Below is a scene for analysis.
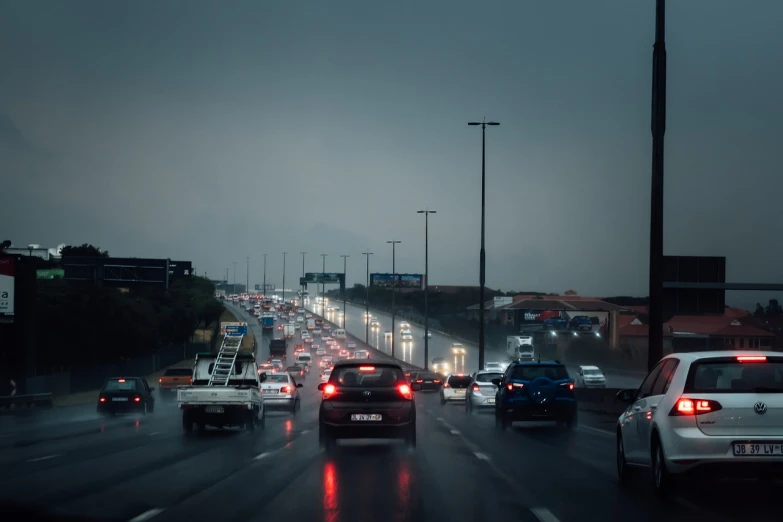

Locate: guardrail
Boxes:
[575,387,628,417]
[0,393,54,411]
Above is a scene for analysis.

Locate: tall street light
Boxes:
[301,252,307,305]
[321,254,328,314]
[262,254,267,297]
[648,0,667,371]
[232,261,237,294]
[341,254,350,327]
[362,251,373,343]
[387,240,401,358]
[282,252,288,303]
[246,256,249,294]
[417,209,436,370]
[468,118,499,371]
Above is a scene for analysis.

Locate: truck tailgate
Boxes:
[178,387,257,405]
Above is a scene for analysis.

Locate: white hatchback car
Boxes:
[615,351,783,496]
[440,374,472,404]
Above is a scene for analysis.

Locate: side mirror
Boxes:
[149,387,156,392]
[296,383,303,388]
[317,383,326,391]
[616,389,637,403]
[259,373,267,383]
[491,378,501,387]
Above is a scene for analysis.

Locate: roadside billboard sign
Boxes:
[36,268,65,280]
[370,273,423,289]
[0,257,14,317]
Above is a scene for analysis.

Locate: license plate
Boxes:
[205,406,224,414]
[351,414,382,421]
[487,398,495,404]
[263,389,278,394]
[733,443,783,456]
[456,389,466,394]
[424,381,432,383]
[112,397,128,402]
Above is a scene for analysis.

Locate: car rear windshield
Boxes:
[509,365,569,381]
[103,379,140,392]
[475,372,503,383]
[330,365,404,387]
[583,369,603,376]
[419,373,440,380]
[286,367,302,372]
[447,375,472,388]
[267,374,289,383]
[685,358,783,393]
[163,368,191,377]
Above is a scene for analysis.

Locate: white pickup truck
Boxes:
[177,352,267,433]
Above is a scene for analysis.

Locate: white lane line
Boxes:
[531,507,561,522]
[148,431,161,436]
[474,452,490,460]
[578,425,614,437]
[129,508,165,522]
[450,429,460,435]
[27,454,60,463]
[436,417,445,422]
[254,452,271,460]
[301,430,310,435]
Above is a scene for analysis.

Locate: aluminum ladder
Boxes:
[208,333,244,386]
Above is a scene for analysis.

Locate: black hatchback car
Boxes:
[97,377,155,415]
[318,361,416,450]
[410,372,442,391]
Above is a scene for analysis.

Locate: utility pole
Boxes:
[417,209,436,370]
[387,240,401,358]
[321,254,328,315]
[301,252,306,305]
[468,118,499,370]
[648,0,667,372]
[282,252,287,303]
[246,256,249,294]
[262,254,267,297]
[363,251,373,344]
[232,261,237,294]
[341,254,350,328]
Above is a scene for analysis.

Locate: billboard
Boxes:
[370,273,423,290]
[37,269,65,280]
[304,272,343,284]
[517,310,609,334]
[255,284,275,292]
[0,257,14,317]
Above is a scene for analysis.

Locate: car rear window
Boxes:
[475,372,503,383]
[509,365,569,381]
[447,375,472,388]
[163,368,191,377]
[685,358,783,393]
[267,374,289,383]
[330,365,404,387]
[286,366,302,373]
[419,373,440,380]
[103,379,140,392]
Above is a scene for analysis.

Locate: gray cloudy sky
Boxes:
[1,0,782,306]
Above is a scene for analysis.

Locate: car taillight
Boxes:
[443,382,450,388]
[134,397,141,402]
[507,383,524,390]
[158,378,162,383]
[471,384,480,392]
[433,379,440,383]
[670,398,722,416]
[281,386,291,393]
[323,384,336,398]
[398,384,412,400]
[737,356,767,362]
[559,382,575,391]
[415,379,423,383]
[99,397,106,402]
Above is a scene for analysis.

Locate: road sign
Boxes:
[220,321,248,335]
[304,272,343,284]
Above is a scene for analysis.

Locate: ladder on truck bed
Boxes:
[208,333,244,386]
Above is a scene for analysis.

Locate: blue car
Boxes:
[542,316,567,330]
[493,361,577,430]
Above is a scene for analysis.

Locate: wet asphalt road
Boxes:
[0,303,779,522]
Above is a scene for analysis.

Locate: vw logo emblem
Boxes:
[754,402,767,415]
[363,391,372,397]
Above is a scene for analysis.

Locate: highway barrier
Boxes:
[575,388,628,417]
[0,393,54,412]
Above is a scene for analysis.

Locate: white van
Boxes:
[333,328,347,340]
[353,350,369,360]
[306,319,315,330]
[295,352,312,369]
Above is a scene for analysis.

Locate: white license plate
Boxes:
[455,389,466,394]
[112,397,128,402]
[733,443,783,456]
[205,406,224,414]
[263,389,278,394]
[487,398,495,404]
[351,414,382,421]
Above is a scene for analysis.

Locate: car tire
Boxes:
[617,432,633,485]
[319,426,335,452]
[440,395,446,405]
[465,399,472,414]
[495,408,509,430]
[182,411,193,434]
[245,410,256,432]
[652,437,672,498]
[142,402,148,415]
[406,423,417,449]
[291,399,300,416]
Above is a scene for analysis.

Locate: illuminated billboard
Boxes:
[370,273,423,290]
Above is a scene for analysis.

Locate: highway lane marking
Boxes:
[531,507,561,522]
[301,430,310,435]
[148,431,161,436]
[474,452,490,460]
[128,508,165,522]
[450,429,461,435]
[578,425,614,437]
[254,452,272,460]
[27,454,60,462]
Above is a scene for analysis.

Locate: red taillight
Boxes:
[118,379,126,383]
[398,384,412,400]
[670,398,722,416]
[134,397,141,402]
[323,384,336,398]
[737,356,767,362]
[158,378,162,383]
[559,382,575,391]
[280,386,291,393]
[433,379,440,383]
[359,366,375,371]
[507,383,524,391]
[415,379,423,383]
[443,383,450,388]
[99,397,106,402]
[471,384,480,392]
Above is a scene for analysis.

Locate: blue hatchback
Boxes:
[493,361,577,430]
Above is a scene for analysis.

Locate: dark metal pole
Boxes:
[478,123,487,371]
[246,256,249,293]
[363,252,373,344]
[387,240,401,358]
[341,255,349,328]
[418,210,436,370]
[262,254,267,297]
[647,0,667,372]
[282,252,287,303]
[233,261,237,294]
[301,252,306,305]
[321,254,327,315]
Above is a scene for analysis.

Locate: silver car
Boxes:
[615,351,783,496]
[577,365,606,388]
[440,374,472,404]
[465,370,504,412]
[260,372,302,414]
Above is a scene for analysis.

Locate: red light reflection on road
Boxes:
[285,419,292,434]
[395,460,411,521]
[322,460,338,522]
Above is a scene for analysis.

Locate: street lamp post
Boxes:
[246,256,249,294]
[282,252,287,303]
[341,254,350,327]
[387,240,401,358]
[262,254,267,297]
[468,118,499,371]
[232,261,237,294]
[301,252,306,305]
[417,210,436,370]
[321,254,328,315]
[362,251,373,343]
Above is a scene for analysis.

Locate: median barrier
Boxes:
[0,393,54,412]
[575,388,628,417]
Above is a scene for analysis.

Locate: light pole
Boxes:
[246,256,249,294]
[282,252,287,303]
[468,118,499,370]
[321,254,328,315]
[262,254,267,297]
[648,0,667,372]
[387,240,401,358]
[301,252,306,305]
[232,261,237,294]
[341,254,350,327]
[362,251,373,344]
[417,209,436,370]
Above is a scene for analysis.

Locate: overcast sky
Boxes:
[1,0,781,306]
